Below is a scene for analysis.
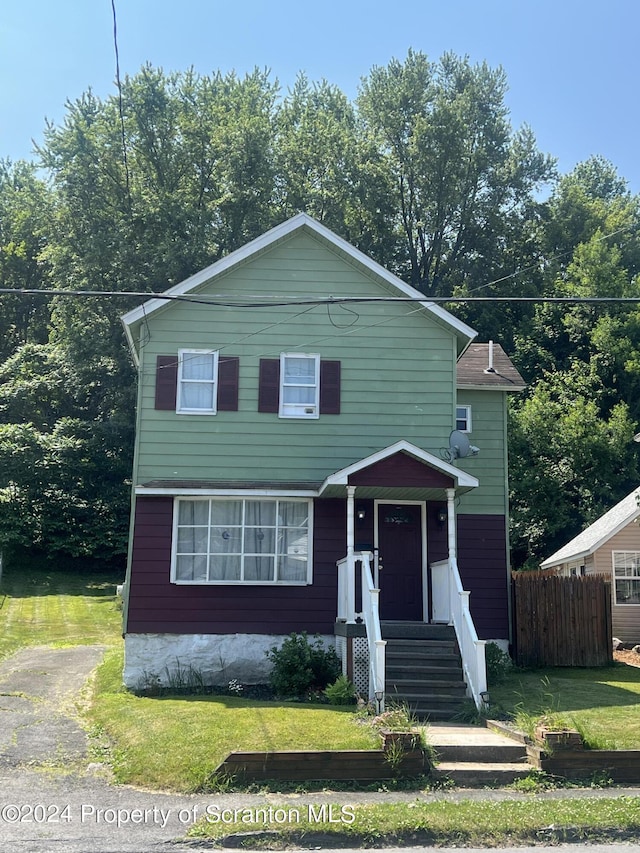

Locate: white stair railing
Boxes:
[359,552,386,708]
[431,557,487,709]
[336,551,386,709]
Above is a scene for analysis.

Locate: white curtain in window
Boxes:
[181,352,216,409]
[209,500,243,580]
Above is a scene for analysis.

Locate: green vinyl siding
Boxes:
[132,231,461,484]
[455,389,509,516]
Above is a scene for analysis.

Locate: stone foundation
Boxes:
[123,632,335,690]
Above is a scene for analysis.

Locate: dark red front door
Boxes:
[377,503,423,620]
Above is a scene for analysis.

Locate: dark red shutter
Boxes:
[258,358,280,413]
[320,360,341,414]
[155,355,178,410]
[217,356,239,411]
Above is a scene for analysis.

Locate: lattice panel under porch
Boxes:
[352,637,369,697]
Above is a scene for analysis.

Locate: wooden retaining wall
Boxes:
[216,748,426,781]
[512,572,613,667]
[528,745,640,783]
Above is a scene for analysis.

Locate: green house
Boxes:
[121,214,524,714]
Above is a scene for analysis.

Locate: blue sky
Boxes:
[2,0,639,192]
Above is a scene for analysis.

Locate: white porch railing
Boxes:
[431,557,487,709]
[336,551,386,708]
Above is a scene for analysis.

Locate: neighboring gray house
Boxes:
[541,488,640,643]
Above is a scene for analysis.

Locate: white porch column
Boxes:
[346,486,356,619]
[346,485,356,556]
[446,487,456,561]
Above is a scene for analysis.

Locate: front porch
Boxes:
[320,441,488,717]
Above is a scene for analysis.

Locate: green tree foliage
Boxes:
[357,50,555,296]
[509,157,640,565]
[0,58,638,574]
[0,345,131,562]
[0,160,53,361]
[509,366,639,567]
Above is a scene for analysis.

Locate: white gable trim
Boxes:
[319,439,479,493]
[121,213,476,343]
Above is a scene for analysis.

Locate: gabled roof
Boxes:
[121,213,476,359]
[320,440,479,496]
[541,487,640,568]
[456,343,525,391]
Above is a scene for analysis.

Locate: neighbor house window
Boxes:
[613,551,640,605]
[456,405,472,432]
[172,498,311,584]
[177,349,219,413]
[279,353,320,418]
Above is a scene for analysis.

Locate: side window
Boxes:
[280,353,320,418]
[613,551,640,605]
[178,350,219,414]
[456,405,472,432]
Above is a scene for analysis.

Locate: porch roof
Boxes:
[319,440,478,500]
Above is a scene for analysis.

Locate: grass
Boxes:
[89,646,380,792]
[4,560,640,853]
[0,565,123,661]
[489,664,640,749]
[188,796,640,846]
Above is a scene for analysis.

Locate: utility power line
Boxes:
[1,289,640,306]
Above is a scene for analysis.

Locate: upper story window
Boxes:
[177,350,219,414]
[456,405,472,432]
[172,497,311,585]
[279,353,320,419]
[613,551,640,605]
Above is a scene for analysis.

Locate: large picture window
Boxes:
[613,551,640,605]
[172,498,311,584]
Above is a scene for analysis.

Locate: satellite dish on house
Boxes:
[445,430,480,462]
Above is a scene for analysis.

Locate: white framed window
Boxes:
[456,405,472,432]
[279,353,320,418]
[613,551,640,605]
[172,497,312,584]
[177,349,219,414]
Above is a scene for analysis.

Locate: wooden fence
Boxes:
[512,572,613,667]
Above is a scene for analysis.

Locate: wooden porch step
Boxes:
[386,641,459,657]
[381,621,456,641]
[387,679,467,695]
[386,666,464,682]
[382,623,468,721]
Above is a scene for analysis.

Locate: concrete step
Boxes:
[435,743,527,763]
[427,722,532,784]
[433,761,532,786]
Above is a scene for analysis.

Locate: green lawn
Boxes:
[0,565,123,661]
[0,565,380,791]
[489,663,640,749]
[189,796,640,847]
[90,646,380,792]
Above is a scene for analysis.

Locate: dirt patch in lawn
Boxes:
[614,649,640,668]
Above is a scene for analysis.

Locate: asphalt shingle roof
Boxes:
[541,487,640,567]
[456,343,525,390]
